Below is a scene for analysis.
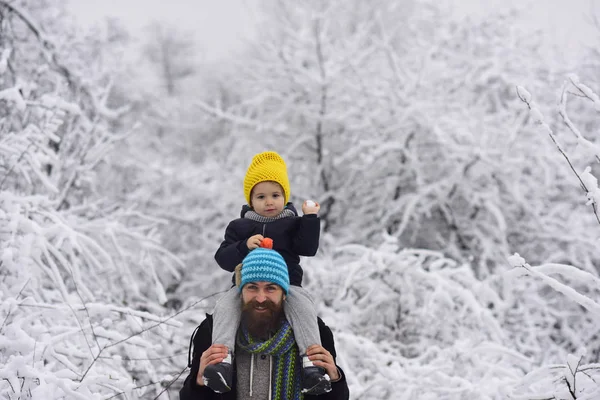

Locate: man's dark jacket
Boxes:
[214,203,320,286]
[179,314,350,400]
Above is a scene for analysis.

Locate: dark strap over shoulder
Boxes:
[187,324,202,368]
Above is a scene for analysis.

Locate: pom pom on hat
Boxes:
[239,247,290,294]
[244,151,290,206]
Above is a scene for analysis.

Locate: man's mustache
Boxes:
[242,298,279,312]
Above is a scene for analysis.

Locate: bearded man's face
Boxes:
[241,282,285,339]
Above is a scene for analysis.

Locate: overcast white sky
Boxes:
[66,0,259,62]
[67,0,599,62]
[457,0,598,60]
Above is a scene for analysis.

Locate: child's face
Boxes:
[250,181,285,217]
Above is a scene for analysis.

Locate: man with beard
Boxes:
[179,248,350,399]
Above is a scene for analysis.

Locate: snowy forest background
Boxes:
[2,0,600,399]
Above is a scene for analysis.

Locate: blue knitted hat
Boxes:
[240,248,290,294]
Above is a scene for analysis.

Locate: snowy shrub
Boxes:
[300,240,600,399]
[501,254,600,398]
[511,349,600,400]
[306,242,523,399]
[0,1,186,398]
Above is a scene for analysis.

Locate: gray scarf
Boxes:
[244,208,295,223]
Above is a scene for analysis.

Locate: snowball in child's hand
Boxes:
[305,200,316,207]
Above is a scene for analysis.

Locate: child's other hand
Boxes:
[246,234,264,250]
[302,200,320,215]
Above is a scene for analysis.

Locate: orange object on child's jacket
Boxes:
[260,238,273,249]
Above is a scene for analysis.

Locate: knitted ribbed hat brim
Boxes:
[240,248,290,294]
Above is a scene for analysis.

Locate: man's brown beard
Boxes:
[241,298,284,340]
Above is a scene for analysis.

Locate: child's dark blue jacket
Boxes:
[214,203,320,286]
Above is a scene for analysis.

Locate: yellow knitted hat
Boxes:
[244,151,290,205]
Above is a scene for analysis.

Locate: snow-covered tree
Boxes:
[142,21,198,97]
[184,1,600,398]
[0,1,186,398]
[191,0,572,278]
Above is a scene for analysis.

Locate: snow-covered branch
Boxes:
[517,85,600,225]
[507,254,600,317]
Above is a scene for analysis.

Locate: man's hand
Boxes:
[196,344,229,386]
[306,344,341,382]
[246,234,264,250]
[302,200,320,215]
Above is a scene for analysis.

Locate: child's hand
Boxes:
[246,234,264,250]
[302,200,320,215]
